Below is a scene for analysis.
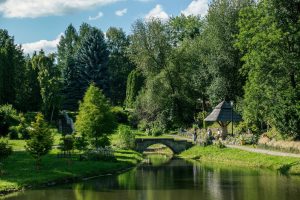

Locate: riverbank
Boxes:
[180,146,300,174]
[0,149,143,196]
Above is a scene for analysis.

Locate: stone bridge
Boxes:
[135,138,194,154]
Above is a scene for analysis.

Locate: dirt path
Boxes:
[226,145,300,158]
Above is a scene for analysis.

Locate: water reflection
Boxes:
[5,156,300,200]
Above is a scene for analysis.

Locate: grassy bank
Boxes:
[180,146,300,174]
[0,149,143,195]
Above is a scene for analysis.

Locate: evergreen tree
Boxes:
[26,113,53,168]
[76,27,110,98]
[125,69,144,108]
[75,84,115,148]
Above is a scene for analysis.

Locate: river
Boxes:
[4,155,300,200]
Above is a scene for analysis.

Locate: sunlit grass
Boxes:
[180,145,300,174]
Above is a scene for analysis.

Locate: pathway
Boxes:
[226,145,300,158]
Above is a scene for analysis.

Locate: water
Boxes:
[5,155,300,200]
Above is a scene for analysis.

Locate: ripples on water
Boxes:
[5,155,300,200]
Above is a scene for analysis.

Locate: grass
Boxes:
[180,145,300,175]
[0,149,143,195]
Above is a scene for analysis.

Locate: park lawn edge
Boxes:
[0,149,143,196]
[179,145,300,175]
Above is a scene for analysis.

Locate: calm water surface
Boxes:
[5,155,300,200]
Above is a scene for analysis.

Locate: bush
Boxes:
[74,134,89,152]
[0,105,19,137]
[59,135,74,153]
[91,135,111,149]
[114,125,135,149]
[0,138,12,161]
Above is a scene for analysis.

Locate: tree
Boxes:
[0,29,25,107]
[106,27,134,105]
[202,0,253,105]
[26,113,53,168]
[57,24,81,110]
[75,84,115,148]
[76,27,110,98]
[236,0,300,137]
[32,51,62,121]
[125,69,144,108]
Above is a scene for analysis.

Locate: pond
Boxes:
[5,155,300,200]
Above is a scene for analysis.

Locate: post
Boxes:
[230,101,234,136]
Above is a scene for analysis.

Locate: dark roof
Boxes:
[204,101,242,122]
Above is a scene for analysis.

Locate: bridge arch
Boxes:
[135,138,193,154]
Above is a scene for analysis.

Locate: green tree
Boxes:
[25,113,53,168]
[125,69,144,108]
[57,24,81,110]
[202,0,253,105]
[0,29,25,107]
[236,0,300,137]
[76,27,110,98]
[106,27,134,105]
[75,84,115,148]
[32,51,62,121]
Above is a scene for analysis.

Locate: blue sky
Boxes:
[0,0,209,54]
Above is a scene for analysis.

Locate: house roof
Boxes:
[204,101,242,122]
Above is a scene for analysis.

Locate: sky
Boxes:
[0,0,210,55]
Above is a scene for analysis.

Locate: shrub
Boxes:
[115,125,135,149]
[25,113,53,168]
[74,134,89,152]
[83,147,115,161]
[0,138,12,161]
[59,134,74,153]
[91,135,111,149]
[0,105,19,137]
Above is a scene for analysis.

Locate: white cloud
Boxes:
[181,0,208,17]
[115,8,127,16]
[0,0,120,18]
[21,33,62,55]
[89,12,104,20]
[145,4,169,22]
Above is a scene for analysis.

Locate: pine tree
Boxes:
[26,113,53,168]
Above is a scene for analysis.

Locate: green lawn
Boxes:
[0,149,142,195]
[180,145,300,175]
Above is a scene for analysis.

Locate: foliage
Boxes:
[0,104,19,137]
[236,0,300,138]
[125,69,144,108]
[76,26,110,97]
[75,84,116,148]
[0,138,12,161]
[59,134,74,153]
[114,125,135,149]
[74,134,89,152]
[25,113,54,168]
[111,107,129,124]
[32,51,62,121]
[106,27,135,105]
[0,29,25,107]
